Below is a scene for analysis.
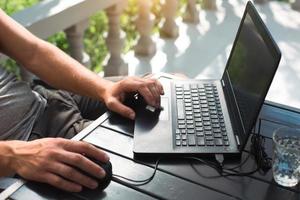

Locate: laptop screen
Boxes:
[225,11,280,136]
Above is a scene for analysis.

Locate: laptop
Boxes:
[133,1,281,158]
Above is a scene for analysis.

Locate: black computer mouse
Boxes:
[80,158,113,191]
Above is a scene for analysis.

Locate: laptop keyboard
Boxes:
[175,83,229,147]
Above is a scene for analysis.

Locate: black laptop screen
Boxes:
[226,13,277,133]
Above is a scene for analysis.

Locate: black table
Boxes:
[1,77,300,200]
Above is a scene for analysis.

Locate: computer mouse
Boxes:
[80,158,113,191]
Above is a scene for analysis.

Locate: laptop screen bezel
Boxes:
[221,1,281,151]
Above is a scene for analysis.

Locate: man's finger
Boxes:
[48,162,98,189]
[62,140,109,163]
[43,172,82,192]
[56,151,106,179]
[107,98,136,119]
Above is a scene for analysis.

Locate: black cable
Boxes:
[112,158,161,186]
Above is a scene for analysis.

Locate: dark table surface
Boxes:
[1,102,299,200]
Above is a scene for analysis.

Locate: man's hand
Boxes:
[7,138,109,192]
[103,76,164,119]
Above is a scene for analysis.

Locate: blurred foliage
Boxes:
[0,0,292,75]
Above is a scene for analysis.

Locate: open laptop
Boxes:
[133,1,281,158]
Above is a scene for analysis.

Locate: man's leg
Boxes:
[29,85,93,140]
[29,76,124,140]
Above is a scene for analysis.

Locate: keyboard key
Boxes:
[185,102,192,107]
[223,136,228,140]
[178,124,186,129]
[202,113,209,117]
[206,140,214,146]
[176,135,181,140]
[192,101,200,105]
[211,119,219,124]
[204,131,212,136]
[188,135,196,146]
[194,109,201,113]
[182,135,187,140]
[206,135,213,140]
[204,126,212,131]
[197,137,205,146]
[176,129,181,134]
[202,108,209,112]
[187,129,195,134]
[196,131,204,136]
[210,110,217,115]
[203,117,210,121]
[176,140,181,146]
[185,107,192,111]
[203,121,211,126]
[182,141,187,146]
[195,118,202,122]
[187,125,194,129]
[213,128,221,133]
[186,116,193,120]
[193,105,200,109]
[215,139,223,146]
[178,120,185,125]
[224,141,230,146]
[192,97,198,101]
[195,127,204,132]
[177,99,185,119]
[186,111,193,115]
[212,124,220,128]
[186,120,194,124]
[177,95,183,99]
[195,122,202,126]
[194,113,201,118]
[214,133,222,138]
[211,115,218,119]
[181,129,187,134]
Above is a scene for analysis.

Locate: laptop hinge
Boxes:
[235,135,241,146]
[221,79,225,87]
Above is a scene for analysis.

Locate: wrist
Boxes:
[0,141,18,176]
[96,79,115,103]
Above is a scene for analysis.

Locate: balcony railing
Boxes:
[0,0,299,80]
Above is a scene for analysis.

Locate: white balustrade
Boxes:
[183,0,200,24]
[202,0,217,10]
[134,0,156,56]
[292,0,300,11]
[65,19,91,67]
[160,0,179,38]
[104,2,128,76]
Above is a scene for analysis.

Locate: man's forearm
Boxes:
[26,40,113,101]
[0,8,112,102]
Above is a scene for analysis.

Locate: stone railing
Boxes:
[0,0,299,79]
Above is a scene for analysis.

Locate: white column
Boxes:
[134,0,156,56]
[202,0,217,10]
[160,0,179,38]
[65,19,91,67]
[104,2,128,77]
[254,0,268,4]
[292,0,300,11]
[183,0,200,24]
